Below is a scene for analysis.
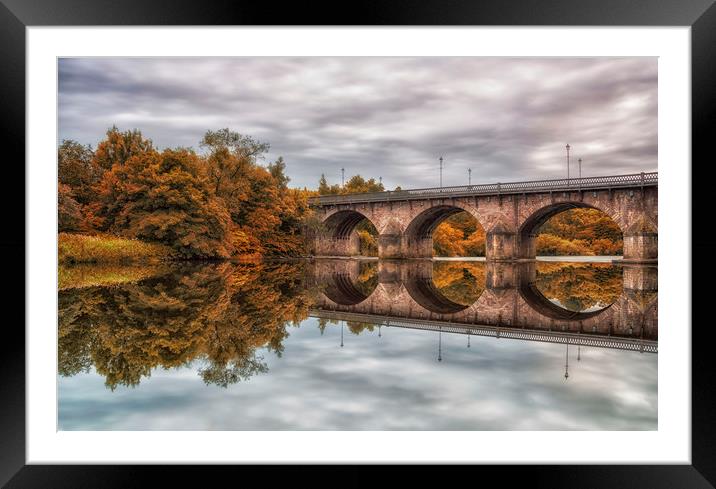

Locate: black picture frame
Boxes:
[2,0,713,486]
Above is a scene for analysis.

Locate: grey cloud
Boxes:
[58,318,657,431]
[58,57,657,190]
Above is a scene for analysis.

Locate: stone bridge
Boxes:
[308,172,658,263]
[308,259,658,351]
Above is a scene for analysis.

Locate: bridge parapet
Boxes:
[309,172,657,206]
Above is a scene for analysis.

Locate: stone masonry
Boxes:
[311,185,657,263]
[309,259,658,341]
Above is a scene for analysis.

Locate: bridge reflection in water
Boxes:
[309,259,657,354]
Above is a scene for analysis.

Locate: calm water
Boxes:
[58,259,657,430]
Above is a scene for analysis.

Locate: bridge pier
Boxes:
[314,233,361,257]
[622,231,658,263]
[485,229,519,262]
[377,232,404,259]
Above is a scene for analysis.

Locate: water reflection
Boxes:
[59,262,315,390]
[312,260,656,343]
[58,259,657,430]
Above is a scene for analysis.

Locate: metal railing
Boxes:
[310,309,657,353]
[309,171,657,206]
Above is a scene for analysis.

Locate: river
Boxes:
[57,258,657,430]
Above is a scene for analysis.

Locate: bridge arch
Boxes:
[315,209,380,257]
[402,204,487,258]
[517,202,623,259]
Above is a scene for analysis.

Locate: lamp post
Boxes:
[468,168,472,186]
[565,144,571,183]
[341,168,345,188]
[578,158,582,180]
[439,156,444,188]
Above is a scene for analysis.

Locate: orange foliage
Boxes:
[59,127,314,259]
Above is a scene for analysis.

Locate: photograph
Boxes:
[56,56,659,431]
[3,1,709,482]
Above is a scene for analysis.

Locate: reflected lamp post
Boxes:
[564,342,570,380]
[437,327,443,362]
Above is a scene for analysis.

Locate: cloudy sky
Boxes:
[59,317,656,431]
[58,57,657,190]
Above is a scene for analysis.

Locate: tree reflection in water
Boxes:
[58,261,316,389]
[59,259,627,389]
[534,262,622,313]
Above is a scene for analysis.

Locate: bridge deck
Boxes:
[309,171,657,206]
[310,309,657,354]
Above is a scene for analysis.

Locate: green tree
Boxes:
[268,156,290,188]
[318,174,331,194]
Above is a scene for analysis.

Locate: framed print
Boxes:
[3,0,714,486]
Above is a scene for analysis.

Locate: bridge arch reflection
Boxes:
[518,281,614,321]
[403,275,471,314]
[310,259,657,345]
[319,261,379,306]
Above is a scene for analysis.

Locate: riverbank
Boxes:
[58,233,174,265]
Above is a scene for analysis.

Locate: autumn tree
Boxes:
[94,147,233,258]
[344,175,384,194]
[317,173,384,195]
[58,183,84,232]
[433,212,485,257]
[58,139,101,205]
[200,128,308,256]
[93,126,154,171]
[537,208,622,255]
